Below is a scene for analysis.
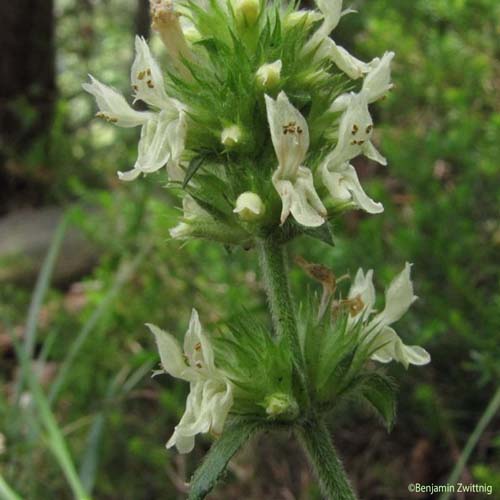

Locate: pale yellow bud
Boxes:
[265,393,299,420]
[221,125,242,148]
[233,192,265,221]
[256,60,282,89]
[235,0,260,27]
[284,10,323,30]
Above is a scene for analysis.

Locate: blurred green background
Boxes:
[1,0,499,498]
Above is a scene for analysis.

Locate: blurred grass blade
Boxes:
[48,244,151,404]
[439,386,500,500]
[0,474,22,500]
[12,338,91,500]
[188,420,261,500]
[78,369,126,494]
[14,214,69,402]
[79,361,153,493]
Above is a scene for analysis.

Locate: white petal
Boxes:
[374,263,417,327]
[362,141,387,166]
[315,0,343,37]
[134,109,185,177]
[183,309,215,372]
[131,36,172,109]
[399,344,431,367]
[166,111,188,181]
[330,93,352,113]
[272,167,326,227]
[348,268,376,314]
[265,92,310,179]
[117,168,142,182]
[330,93,375,165]
[322,161,383,214]
[362,51,395,103]
[325,40,371,80]
[341,164,384,214]
[83,75,151,127]
[146,323,192,380]
[371,327,430,369]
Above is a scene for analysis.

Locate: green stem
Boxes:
[298,418,357,500]
[257,236,303,369]
[439,386,500,500]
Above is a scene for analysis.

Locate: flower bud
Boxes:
[284,10,322,30]
[221,125,242,148]
[150,0,192,75]
[256,60,282,89]
[233,192,265,221]
[265,393,299,420]
[235,0,260,27]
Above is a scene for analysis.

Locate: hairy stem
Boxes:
[298,418,357,500]
[257,236,304,370]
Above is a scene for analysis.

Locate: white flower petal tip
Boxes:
[83,75,151,128]
[233,192,265,221]
[321,162,383,214]
[363,51,396,103]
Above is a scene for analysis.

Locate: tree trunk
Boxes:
[0,0,56,156]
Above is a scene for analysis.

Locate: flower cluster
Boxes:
[84,0,394,243]
[83,0,432,465]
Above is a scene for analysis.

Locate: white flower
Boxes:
[170,195,208,239]
[347,264,431,368]
[265,92,326,227]
[256,60,282,89]
[320,56,395,211]
[301,0,371,79]
[147,309,233,454]
[83,36,187,182]
[233,192,265,221]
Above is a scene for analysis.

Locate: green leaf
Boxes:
[188,419,261,500]
[183,156,206,188]
[304,222,335,247]
[361,374,398,431]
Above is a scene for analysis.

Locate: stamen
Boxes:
[366,125,373,134]
[194,342,202,352]
[351,124,359,135]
